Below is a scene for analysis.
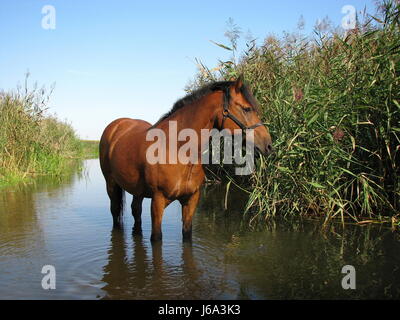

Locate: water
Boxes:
[0,159,399,299]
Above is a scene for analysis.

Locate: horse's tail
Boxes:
[99,119,128,224]
[116,184,126,216]
[100,137,126,223]
[108,182,125,225]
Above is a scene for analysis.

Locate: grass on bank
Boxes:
[189,0,400,224]
[80,140,100,159]
[0,80,98,187]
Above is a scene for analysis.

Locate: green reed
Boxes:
[190,0,400,223]
[79,140,100,159]
[0,77,84,186]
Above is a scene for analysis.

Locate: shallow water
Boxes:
[0,159,399,299]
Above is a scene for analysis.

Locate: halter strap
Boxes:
[222,87,264,132]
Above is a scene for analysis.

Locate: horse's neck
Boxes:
[153,92,221,165]
[157,92,220,135]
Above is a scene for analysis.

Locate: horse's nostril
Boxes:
[266,144,273,154]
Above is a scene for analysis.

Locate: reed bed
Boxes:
[0,78,83,185]
[190,0,400,224]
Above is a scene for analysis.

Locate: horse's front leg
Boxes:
[180,190,201,241]
[150,192,167,242]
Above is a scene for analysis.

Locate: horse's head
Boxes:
[219,76,273,156]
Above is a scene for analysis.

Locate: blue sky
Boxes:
[0,0,377,139]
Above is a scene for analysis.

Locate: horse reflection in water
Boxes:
[101,227,210,299]
[99,185,251,299]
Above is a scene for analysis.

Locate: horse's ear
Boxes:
[234,75,244,93]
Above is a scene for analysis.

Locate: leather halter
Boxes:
[222,87,264,132]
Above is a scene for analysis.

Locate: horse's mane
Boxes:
[152,80,259,127]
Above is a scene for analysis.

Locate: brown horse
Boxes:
[99,76,272,242]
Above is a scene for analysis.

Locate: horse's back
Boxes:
[101,117,150,143]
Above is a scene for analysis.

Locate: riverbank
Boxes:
[0,83,99,187]
[80,140,100,159]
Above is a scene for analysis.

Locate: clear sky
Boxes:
[0,0,377,140]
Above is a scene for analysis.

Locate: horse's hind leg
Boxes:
[131,195,144,235]
[106,180,124,227]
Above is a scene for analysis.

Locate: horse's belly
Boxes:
[151,164,205,200]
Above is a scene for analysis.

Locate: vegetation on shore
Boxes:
[190,0,400,224]
[0,78,98,186]
[80,140,100,159]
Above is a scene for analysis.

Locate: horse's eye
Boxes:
[243,107,252,113]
